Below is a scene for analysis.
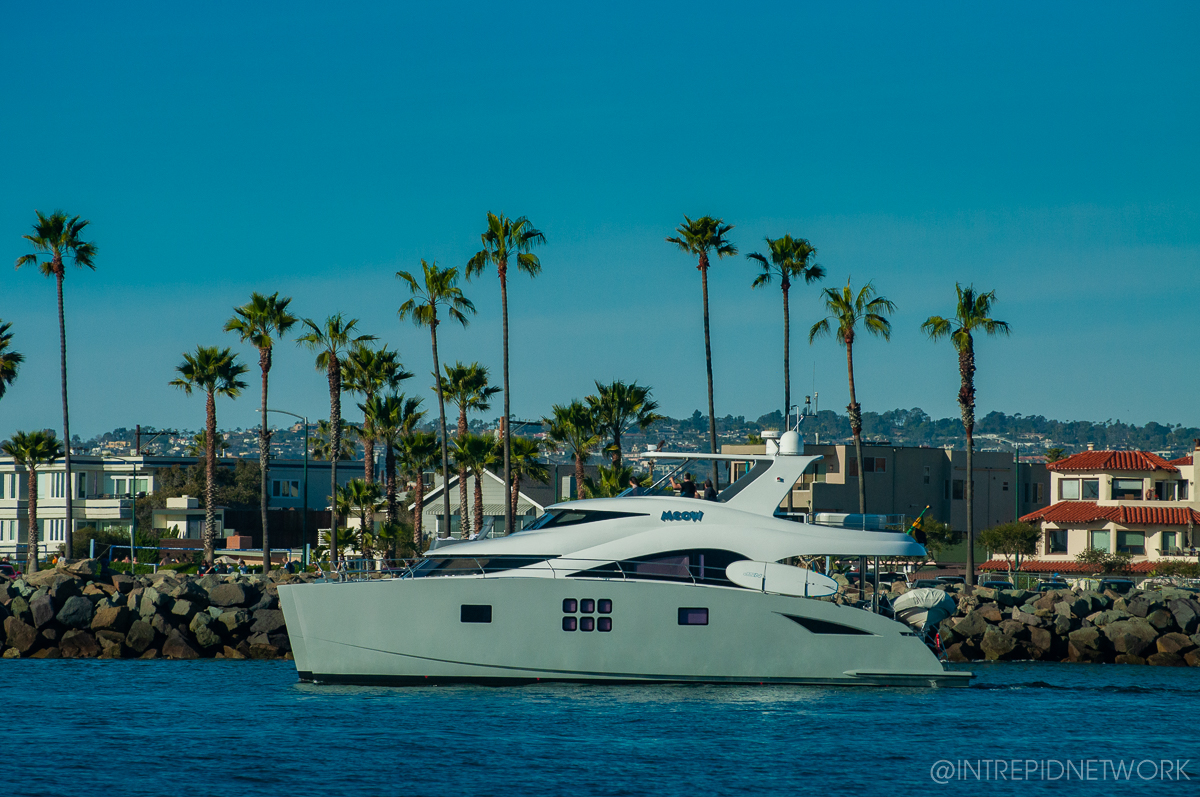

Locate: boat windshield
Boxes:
[518,509,646,533]
[405,556,553,577]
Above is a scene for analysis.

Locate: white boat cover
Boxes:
[892,588,958,634]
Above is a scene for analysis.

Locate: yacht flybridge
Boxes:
[278,430,972,687]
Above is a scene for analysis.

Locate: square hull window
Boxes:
[562,616,577,631]
[580,617,595,632]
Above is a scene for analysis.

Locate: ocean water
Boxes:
[4,660,1198,796]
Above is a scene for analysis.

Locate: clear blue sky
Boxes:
[2,1,1197,439]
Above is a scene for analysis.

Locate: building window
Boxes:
[3,473,17,499]
[861,457,886,474]
[1002,481,1009,492]
[1111,479,1143,500]
[1090,529,1110,552]
[1082,479,1100,500]
[1047,529,1068,554]
[923,466,930,485]
[1035,483,1044,503]
[1161,531,1178,554]
[271,480,300,498]
[1180,482,1189,500]
[952,479,964,500]
[847,458,858,477]
[1117,531,1145,555]
[1060,480,1080,500]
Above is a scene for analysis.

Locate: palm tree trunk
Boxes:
[413,474,424,548]
[259,347,271,572]
[510,473,521,524]
[385,445,397,524]
[56,271,73,558]
[700,260,719,488]
[363,390,376,485]
[501,266,513,537]
[960,341,977,586]
[845,340,866,514]
[575,452,586,500]
[782,282,790,423]
[432,323,452,539]
[328,358,342,565]
[473,470,484,536]
[26,466,38,574]
[204,389,217,565]
[612,428,621,468]
[458,406,469,533]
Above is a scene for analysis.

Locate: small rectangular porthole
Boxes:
[678,608,708,626]
[461,604,492,623]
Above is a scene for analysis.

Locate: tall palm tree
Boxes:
[747,235,824,422]
[0,320,25,401]
[308,420,359,461]
[169,346,248,564]
[587,380,662,468]
[397,260,475,539]
[466,213,545,536]
[16,210,96,556]
[543,400,602,500]
[453,433,498,536]
[1,430,64,573]
[923,285,1011,586]
[185,430,229,458]
[666,215,736,486]
[343,344,412,484]
[508,436,549,529]
[224,291,298,572]
[440,362,500,532]
[341,478,385,557]
[398,431,439,548]
[297,315,376,565]
[360,393,424,524]
[809,280,896,514]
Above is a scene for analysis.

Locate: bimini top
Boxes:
[420,437,926,569]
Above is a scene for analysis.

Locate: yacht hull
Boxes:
[279,577,969,688]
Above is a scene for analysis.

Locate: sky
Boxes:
[1,1,1197,439]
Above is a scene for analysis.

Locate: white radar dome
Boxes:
[777,430,801,456]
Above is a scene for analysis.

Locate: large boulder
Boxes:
[65,559,102,578]
[217,610,251,636]
[980,626,1018,660]
[91,606,132,634]
[1027,626,1054,656]
[1146,652,1186,667]
[249,609,286,635]
[1055,597,1089,619]
[56,595,94,628]
[95,630,127,659]
[170,599,199,623]
[189,613,222,649]
[1156,632,1197,656]
[126,620,155,654]
[59,629,100,658]
[9,596,32,625]
[167,580,209,607]
[953,610,990,640]
[1167,599,1200,635]
[1078,590,1113,613]
[209,582,256,608]
[1052,613,1073,637]
[1088,609,1131,627]
[248,642,281,659]
[1012,608,1042,627]
[162,629,199,660]
[1127,595,1164,619]
[30,594,56,628]
[111,575,135,595]
[50,576,82,603]
[3,617,38,654]
[1103,618,1159,657]
[1146,609,1177,632]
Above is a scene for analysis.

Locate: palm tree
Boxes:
[440,362,500,532]
[308,420,359,461]
[587,380,662,468]
[466,213,545,536]
[1,430,64,573]
[397,260,475,539]
[453,433,498,536]
[16,210,96,556]
[361,393,424,524]
[508,436,549,530]
[542,400,601,500]
[341,478,385,557]
[297,315,376,565]
[169,346,248,564]
[584,463,643,499]
[185,430,229,458]
[922,285,1011,586]
[0,320,25,400]
[747,235,824,422]
[398,431,439,548]
[343,344,412,484]
[809,280,896,514]
[666,215,736,486]
[224,291,298,572]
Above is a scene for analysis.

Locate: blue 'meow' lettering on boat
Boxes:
[662,510,703,522]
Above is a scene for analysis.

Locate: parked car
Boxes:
[979,578,1014,590]
[935,575,965,585]
[0,562,21,579]
[910,579,944,589]
[1037,580,1070,592]
[1097,578,1136,594]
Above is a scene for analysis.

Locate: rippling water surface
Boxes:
[4,661,1198,796]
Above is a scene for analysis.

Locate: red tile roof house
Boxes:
[982,444,1200,574]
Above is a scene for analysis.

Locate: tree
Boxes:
[1076,547,1133,575]
[397,431,439,548]
[224,291,298,572]
[185,430,229,458]
[587,380,662,468]
[169,346,248,564]
[440,362,500,534]
[916,516,962,562]
[308,420,359,461]
[1,430,64,573]
[453,433,499,536]
[543,400,601,500]
[508,436,549,528]
[340,478,385,559]
[978,522,1039,584]
[923,285,1010,586]
[466,212,545,537]
[16,210,97,556]
[809,279,896,514]
[0,320,25,400]
[584,463,645,499]
[297,315,376,566]
[747,235,824,422]
[397,260,475,539]
[360,393,424,525]
[342,344,412,484]
[1044,447,1066,463]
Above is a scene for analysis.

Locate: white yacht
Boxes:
[279,431,971,687]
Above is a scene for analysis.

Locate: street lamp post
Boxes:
[260,409,309,568]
